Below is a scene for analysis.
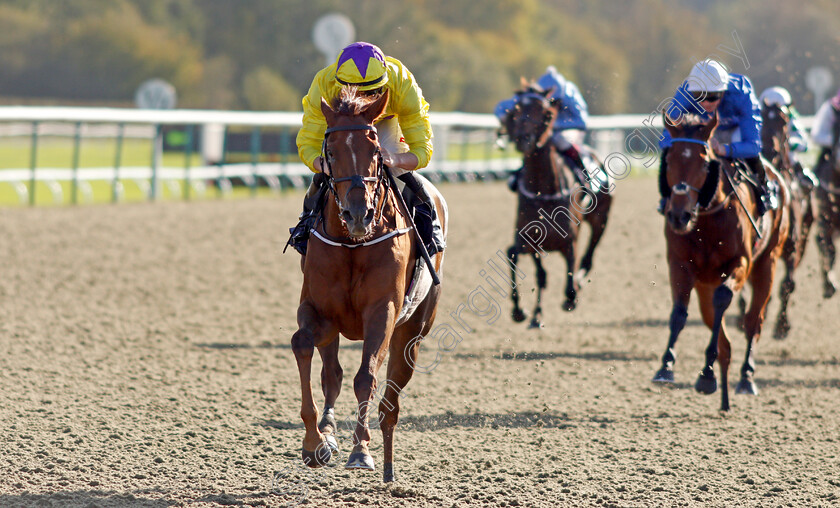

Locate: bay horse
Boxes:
[652,112,789,411]
[291,87,447,482]
[760,101,814,338]
[814,129,840,299]
[504,82,612,327]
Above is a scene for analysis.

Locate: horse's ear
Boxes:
[520,76,530,88]
[543,86,556,99]
[701,110,719,139]
[363,88,389,124]
[321,97,335,124]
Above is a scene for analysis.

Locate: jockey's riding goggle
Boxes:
[690,91,723,103]
[359,86,385,97]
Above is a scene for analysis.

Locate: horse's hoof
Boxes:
[528,318,543,329]
[563,299,577,312]
[383,463,395,483]
[735,378,759,395]
[652,368,675,384]
[512,309,527,323]
[695,374,717,395]
[345,451,375,470]
[824,281,837,299]
[301,443,332,468]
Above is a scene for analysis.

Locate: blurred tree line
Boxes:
[0,0,837,114]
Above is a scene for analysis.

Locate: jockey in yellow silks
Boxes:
[288,41,443,256]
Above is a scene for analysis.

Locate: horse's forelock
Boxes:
[332,86,379,117]
[679,114,707,129]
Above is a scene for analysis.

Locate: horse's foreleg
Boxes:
[562,248,578,312]
[797,195,815,262]
[739,250,780,397]
[695,258,746,410]
[292,308,337,467]
[579,198,611,278]
[508,246,526,322]
[652,263,694,384]
[816,215,837,298]
[695,285,732,410]
[694,284,733,405]
[317,336,342,452]
[346,309,395,471]
[529,255,547,328]
[379,326,422,482]
[773,254,795,340]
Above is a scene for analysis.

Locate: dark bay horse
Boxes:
[760,102,814,338]
[291,87,447,482]
[652,112,789,411]
[504,82,612,327]
[815,130,840,299]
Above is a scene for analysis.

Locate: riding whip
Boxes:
[383,166,441,286]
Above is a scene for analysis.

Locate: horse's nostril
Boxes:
[364,208,375,222]
[341,210,353,223]
[681,211,693,224]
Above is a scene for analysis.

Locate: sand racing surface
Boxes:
[1,177,838,507]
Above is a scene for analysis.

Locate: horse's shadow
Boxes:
[260,410,575,433]
[579,318,705,329]
[194,341,364,350]
[453,350,653,363]
[389,410,575,431]
[753,377,840,389]
[0,490,177,508]
[259,419,306,430]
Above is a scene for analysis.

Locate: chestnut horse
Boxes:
[759,102,815,338]
[652,112,789,411]
[291,87,447,482]
[504,83,612,327]
[814,129,840,299]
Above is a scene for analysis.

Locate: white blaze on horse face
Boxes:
[345,132,357,169]
[683,148,692,159]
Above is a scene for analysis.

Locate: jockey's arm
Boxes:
[380,147,419,171]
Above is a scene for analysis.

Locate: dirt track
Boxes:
[1,177,838,507]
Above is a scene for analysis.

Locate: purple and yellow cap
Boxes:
[334,42,388,91]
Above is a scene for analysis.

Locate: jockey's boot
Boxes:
[398,172,445,255]
[558,144,591,188]
[795,161,818,191]
[657,148,671,215]
[507,167,522,192]
[287,172,328,255]
[745,156,778,216]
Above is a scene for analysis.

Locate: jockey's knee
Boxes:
[551,131,573,151]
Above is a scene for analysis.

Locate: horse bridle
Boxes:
[321,124,389,227]
[761,105,790,173]
[512,92,556,150]
[668,137,722,212]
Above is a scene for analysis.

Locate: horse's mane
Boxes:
[330,86,381,116]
